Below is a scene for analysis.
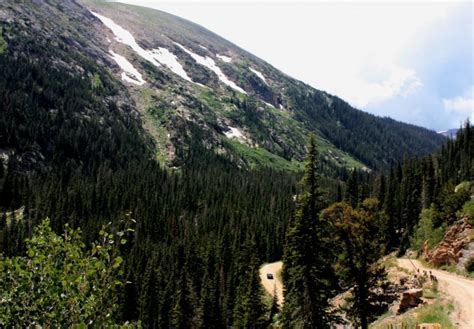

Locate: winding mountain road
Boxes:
[259,261,284,306]
[260,259,474,328]
[397,258,474,329]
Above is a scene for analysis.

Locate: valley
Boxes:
[0,0,472,328]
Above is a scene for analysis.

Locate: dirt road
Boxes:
[259,261,284,306]
[397,258,474,329]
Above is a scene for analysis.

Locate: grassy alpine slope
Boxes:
[79,0,445,171]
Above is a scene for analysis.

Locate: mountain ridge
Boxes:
[0,0,446,172]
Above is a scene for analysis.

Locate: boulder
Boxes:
[397,288,423,314]
[457,241,474,271]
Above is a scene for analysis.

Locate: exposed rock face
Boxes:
[424,216,472,267]
[397,288,424,314]
[457,241,474,271]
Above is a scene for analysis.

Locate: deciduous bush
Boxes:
[411,208,446,251]
[0,218,131,327]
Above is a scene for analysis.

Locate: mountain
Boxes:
[0,1,470,327]
[0,0,446,174]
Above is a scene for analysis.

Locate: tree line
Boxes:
[1,118,471,327]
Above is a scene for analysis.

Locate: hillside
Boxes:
[0,0,445,173]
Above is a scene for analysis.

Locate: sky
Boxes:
[115,0,473,131]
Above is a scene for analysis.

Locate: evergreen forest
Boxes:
[0,3,473,327]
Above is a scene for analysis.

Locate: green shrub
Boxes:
[0,218,132,327]
[455,181,471,193]
[411,208,446,251]
[434,182,471,226]
[423,281,439,299]
[415,303,455,329]
[461,199,474,223]
[465,256,474,273]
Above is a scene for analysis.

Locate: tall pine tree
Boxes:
[345,170,359,208]
[281,134,335,328]
[232,237,267,328]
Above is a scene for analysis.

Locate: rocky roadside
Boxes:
[422,216,472,269]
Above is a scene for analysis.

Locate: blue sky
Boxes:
[365,2,473,130]
[118,1,473,131]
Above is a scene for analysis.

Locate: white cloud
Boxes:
[336,62,423,108]
[443,86,474,120]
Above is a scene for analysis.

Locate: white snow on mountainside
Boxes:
[150,47,192,82]
[92,11,192,83]
[175,42,247,94]
[216,54,232,63]
[92,12,162,68]
[249,67,267,84]
[109,50,146,85]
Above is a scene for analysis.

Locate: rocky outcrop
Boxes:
[457,241,474,271]
[424,216,472,267]
[397,288,424,314]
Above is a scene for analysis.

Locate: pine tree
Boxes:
[377,173,386,207]
[322,199,389,329]
[384,168,398,250]
[198,248,222,329]
[0,158,4,179]
[232,238,267,328]
[171,246,194,329]
[121,270,139,322]
[336,182,343,202]
[281,134,335,328]
[421,157,435,209]
[345,170,359,208]
[269,284,280,322]
[138,258,160,328]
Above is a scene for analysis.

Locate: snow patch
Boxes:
[121,72,142,85]
[263,101,275,108]
[224,126,245,142]
[249,67,267,84]
[175,43,246,94]
[92,12,194,83]
[92,12,162,67]
[216,54,232,63]
[150,47,192,82]
[199,44,208,51]
[109,50,145,85]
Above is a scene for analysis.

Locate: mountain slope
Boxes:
[0,0,446,172]
[0,0,152,174]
